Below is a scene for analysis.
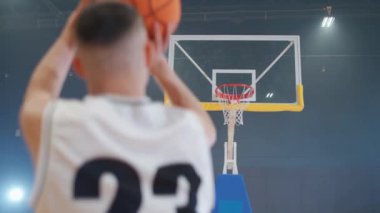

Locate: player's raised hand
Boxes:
[149,22,166,72]
[148,22,176,77]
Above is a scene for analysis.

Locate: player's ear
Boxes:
[72,57,86,79]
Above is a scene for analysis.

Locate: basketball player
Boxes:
[20,1,216,212]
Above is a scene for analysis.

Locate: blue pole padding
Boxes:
[213,174,253,213]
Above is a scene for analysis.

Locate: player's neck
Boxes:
[87,77,148,98]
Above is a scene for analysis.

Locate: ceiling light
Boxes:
[321,6,335,28]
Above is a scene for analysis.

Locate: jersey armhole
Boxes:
[29,102,57,207]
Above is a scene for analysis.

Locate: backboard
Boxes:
[166,35,304,112]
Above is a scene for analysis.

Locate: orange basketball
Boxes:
[124,0,182,38]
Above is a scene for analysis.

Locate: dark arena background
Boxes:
[0,0,380,212]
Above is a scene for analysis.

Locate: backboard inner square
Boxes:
[212,69,257,102]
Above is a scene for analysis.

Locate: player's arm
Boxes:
[19,2,86,163]
[149,24,217,146]
[154,67,217,146]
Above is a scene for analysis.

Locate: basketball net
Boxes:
[215,84,254,174]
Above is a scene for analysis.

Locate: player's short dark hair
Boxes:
[76,2,141,46]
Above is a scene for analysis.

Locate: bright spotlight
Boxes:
[321,17,335,28]
[7,187,25,203]
[321,6,335,28]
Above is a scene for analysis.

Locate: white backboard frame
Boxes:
[167,35,304,112]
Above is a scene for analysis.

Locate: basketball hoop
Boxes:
[215,83,255,174]
[215,83,255,126]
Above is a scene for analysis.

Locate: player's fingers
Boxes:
[64,0,90,36]
[68,0,90,24]
[66,9,81,30]
[146,40,155,68]
[168,23,177,35]
[162,23,176,50]
[162,24,171,50]
[153,22,164,53]
[76,0,90,11]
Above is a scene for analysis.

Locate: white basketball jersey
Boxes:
[30,95,215,213]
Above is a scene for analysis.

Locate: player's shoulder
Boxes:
[156,104,205,132]
[149,102,200,121]
[48,97,88,114]
[51,95,134,112]
[49,96,203,129]
[43,98,87,124]
[126,100,204,133]
[150,103,192,116]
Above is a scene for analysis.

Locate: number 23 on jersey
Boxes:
[74,158,201,213]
